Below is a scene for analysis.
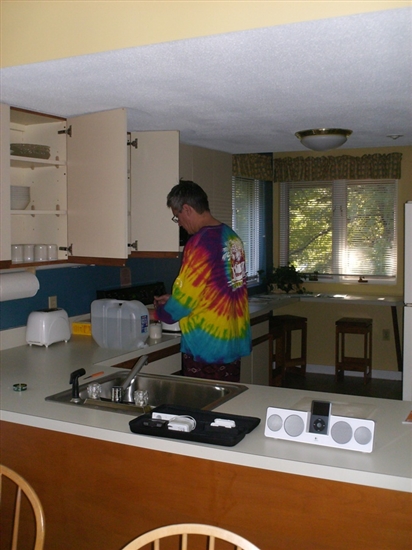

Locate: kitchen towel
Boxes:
[0,271,40,301]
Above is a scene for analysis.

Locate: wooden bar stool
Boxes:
[335,317,372,384]
[269,314,307,386]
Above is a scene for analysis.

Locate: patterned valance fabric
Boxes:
[232,153,273,181]
[273,153,402,182]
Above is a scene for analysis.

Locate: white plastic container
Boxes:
[91,299,149,350]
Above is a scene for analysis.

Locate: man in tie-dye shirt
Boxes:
[152,181,251,381]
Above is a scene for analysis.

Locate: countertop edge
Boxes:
[2,410,411,494]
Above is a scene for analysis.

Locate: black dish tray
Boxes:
[129,405,261,447]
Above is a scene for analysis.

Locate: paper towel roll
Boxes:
[0,271,40,301]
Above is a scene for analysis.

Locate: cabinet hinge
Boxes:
[127,138,138,149]
[59,244,73,255]
[58,126,72,137]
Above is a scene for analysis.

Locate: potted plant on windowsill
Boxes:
[264,264,307,294]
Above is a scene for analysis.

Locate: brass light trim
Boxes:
[295,128,352,151]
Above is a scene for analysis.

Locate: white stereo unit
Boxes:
[265,403,375,453]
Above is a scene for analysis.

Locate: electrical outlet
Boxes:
[48,295,57,309]
[382,329,390,341]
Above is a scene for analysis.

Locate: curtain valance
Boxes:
[273,153,402,182]
[232,153,273,181]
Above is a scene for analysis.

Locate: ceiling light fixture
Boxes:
[295,128,353,151]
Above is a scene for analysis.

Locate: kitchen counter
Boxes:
[2,312,411,550]
[1,333,411,494]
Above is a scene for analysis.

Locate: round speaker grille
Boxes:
[284,414,304,437]
[267,414,283,432]
[354,426,372,445]
[331,421,353,444]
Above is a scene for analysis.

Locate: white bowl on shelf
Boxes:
[11,186,30,210]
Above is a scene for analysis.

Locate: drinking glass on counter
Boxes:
[134,390,149,407]
[87,383,102,400]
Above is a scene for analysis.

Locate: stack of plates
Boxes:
[11,186,30,210]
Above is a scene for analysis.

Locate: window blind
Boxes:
[280,179,397,279]
[232,177,265,282]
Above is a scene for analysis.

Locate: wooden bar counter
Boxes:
[1,334,411,550]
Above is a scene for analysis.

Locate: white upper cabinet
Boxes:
[1,104,182,267]
[2,106,129,266]
[179,143,232,227]
[67,108,128,261]
[129,131,180,254]
[2,105,68,265]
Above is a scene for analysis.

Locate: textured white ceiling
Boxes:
[1,7,411,154]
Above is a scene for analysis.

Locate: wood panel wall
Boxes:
[1,421,410,550]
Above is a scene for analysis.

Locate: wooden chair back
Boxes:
[0,464,45,550]
[121,523,260,550]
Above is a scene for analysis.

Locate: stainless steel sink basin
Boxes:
[45,371,248,415]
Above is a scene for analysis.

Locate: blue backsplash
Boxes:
[0,257,181,330]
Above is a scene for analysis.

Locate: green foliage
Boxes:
[286,182,396,276]
[264,264,307,294]
[288,185,332,273]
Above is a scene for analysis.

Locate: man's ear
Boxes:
[182,204,192,216]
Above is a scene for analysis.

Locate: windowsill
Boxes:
[308,277,396,286]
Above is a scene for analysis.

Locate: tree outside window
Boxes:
[280,180,397,281]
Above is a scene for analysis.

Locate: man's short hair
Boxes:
[167,180,210,214]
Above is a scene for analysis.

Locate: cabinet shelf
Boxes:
[11,210,67,216]
[11,155,65,168]
[10,259,69,268]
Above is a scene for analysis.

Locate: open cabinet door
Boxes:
[129,130,179,255]
[0,104,11,265]
[67,108,128,263]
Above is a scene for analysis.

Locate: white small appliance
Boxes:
[26,308,71,347]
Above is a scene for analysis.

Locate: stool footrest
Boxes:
[335,317,372,384]
[336,357,371,369]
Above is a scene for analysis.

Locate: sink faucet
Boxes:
[69,368,86,403]
[120,355,148,402]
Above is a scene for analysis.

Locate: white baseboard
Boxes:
[306,364,402,381]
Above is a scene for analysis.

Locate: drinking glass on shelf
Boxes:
[11,245,24,263]
[23,244,34,262]
[47,244,58,260]
[34,244,48,261]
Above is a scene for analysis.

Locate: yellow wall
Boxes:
[1,1,409,67]
[272,145,412,371]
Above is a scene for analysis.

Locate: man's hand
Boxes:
[153,294,170,307]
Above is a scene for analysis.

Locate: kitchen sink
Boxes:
[45,371,248,415]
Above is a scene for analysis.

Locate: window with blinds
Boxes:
[280,179,397,281]
[232,177,266,283]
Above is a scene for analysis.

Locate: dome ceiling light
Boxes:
[295,128,353,151]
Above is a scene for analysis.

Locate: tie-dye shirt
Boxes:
[156,223,251,364]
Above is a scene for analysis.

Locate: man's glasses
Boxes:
[171,215,179,223]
